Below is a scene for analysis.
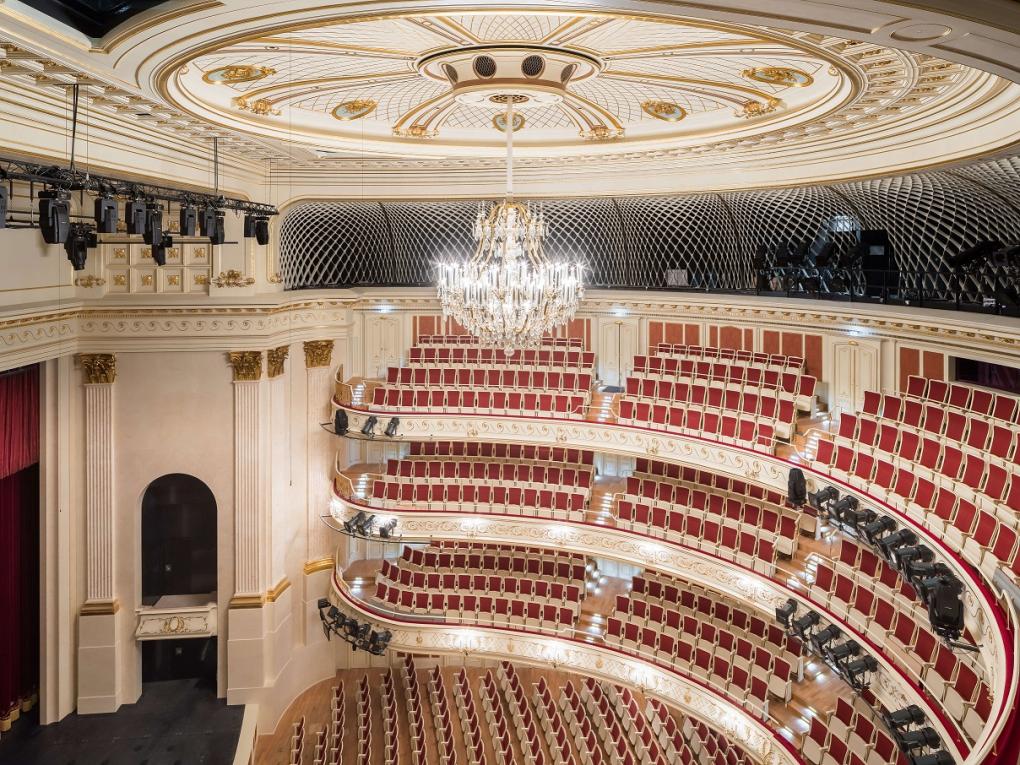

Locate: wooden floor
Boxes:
[254,662,682,765]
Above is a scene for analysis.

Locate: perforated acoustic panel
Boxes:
[279,155,1020,294]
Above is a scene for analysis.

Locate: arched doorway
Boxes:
[140,474,217,685]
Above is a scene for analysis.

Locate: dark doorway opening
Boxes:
[142,638,217,686]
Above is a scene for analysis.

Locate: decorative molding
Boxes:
[135,600,217,640]
[266,578,291,602]
[266,345,289,378]
[211,269,256,288]
[303,339,334,368]
[303,557,335,575]
[74,275,106,288]
[227,351,262,381]
[80,599,119,616]
[77,353,116,384]
[229,594,265,609]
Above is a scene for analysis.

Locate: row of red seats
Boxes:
[652,343,804,370]
[632,356,816,400]
[386,366,593,392]
[480,671,521,764]
[409,345,594,368]
[400,657,428,765]
[368,386,588,417]
[379,563,583,603]
[496,663,547,765]
[418,334,583,348]
[559,681,610,765]
[409,440,594,464]
[576,677,667,765]
[682,714,755,765]
[905,375,1020,426]
[399,544,586,580]
[379,672,398,765]
[427,667,457,765]
[533,677,574,765]
[368,478,588,517]
[385,457,593,488]
[354,676,371,765]
[600,683,671,765]
[617,400,778,450]
[816,438,1020,582]
[453,669,486,765]
[634,459,787,507]
[626,377,803,416]
[802,695,908,765]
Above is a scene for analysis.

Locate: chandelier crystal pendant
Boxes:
[437,100,584,354]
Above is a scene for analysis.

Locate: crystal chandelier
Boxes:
[437,101,584,354]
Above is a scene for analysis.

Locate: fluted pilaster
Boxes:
[79,354,116,609]
[229,351,265,602]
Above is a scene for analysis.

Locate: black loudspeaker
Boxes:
[858,230,897,298]
[94,196,118,233]
[200,206,218,238]
[927,583,964,635]
[179,205,198,237]
[788,468,807,506]
[334,409,349,436]
[143,204,163,246]
[209,213,226,245]
[126,199,147,235]
[39,191,71,244]
[0,184,7,229]
[255,217,270,245]
[243,213,257,238]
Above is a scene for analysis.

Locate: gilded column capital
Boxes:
[267,345,290,378]
[303,340,334,368]
[77,353,116,384]
[227,351,263,382]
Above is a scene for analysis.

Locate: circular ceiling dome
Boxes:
[159,10,1020,186]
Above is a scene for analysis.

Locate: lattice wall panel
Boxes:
[280,201,391,287]
[385,201,477,284]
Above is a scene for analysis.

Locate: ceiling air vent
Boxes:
[442,63,459,83]
[473,55,497,79]
[560,63,577,84]
[521,55,545,78]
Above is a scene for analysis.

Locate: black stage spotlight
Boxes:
[384,417,400,437]
[125,197,146,235]
[776,598,797,628]
[830,495,859,524]
[877,528,917,561]
[179,204,198,237]
[143,203,163,246]
[812,624,842,652]
[39,190,71,244]
[863,515,896,544]
[927,576,964,641]
[243,213,257,238]
[792,611,821,641]
[845,655,879,688]
[378,518,398,539]
[150,233,172,266]
[788,468,807,506]
[809,485,839,512]
[64,223,93,270]
[913,564,954,601]
[884,705,926,731]
[846,507,876,531]
[909,752,954,765]
[899,728,941,753]
[0,181,7,229]
[94,194,118,234]
[897,545,934,577]
[334,409,349,436]
[361,416,378,436]
[209,212,226,245]
[255,216,270,245]
[317,597,330,611]
[368,629,392,655]
[829,639,861,662]
[200,205,218,237]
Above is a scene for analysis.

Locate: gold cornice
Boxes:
[81,599,120,616]
[266,577,291,602]
[303,557,336,575]
[267,345,290,378]
[77,353,117,384]
[227,350,263,381]
[229,594,266,609]
[303,339,334,368]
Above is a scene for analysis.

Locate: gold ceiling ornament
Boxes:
[227,351,263,381]
[742,66,814,87]
[738,97,781,118]
[267,345,290,378]
[331,98,377,121]
[491,112,526,132]
[580,125,625,141]
[234,96,280,116]
[203,64,276,84]
[303,340,334,368]
[211,269,256,287]
[641,100,688,122]
[77,353,117,384]
[393,124,438,139]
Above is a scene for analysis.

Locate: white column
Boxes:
[304,340,336,569]
[75,353,121,714]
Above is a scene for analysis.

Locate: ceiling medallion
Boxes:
[742,66,814,87]
[738,97,781,118]
[641,100,688,122]
[234,96,280,116]
[492,112,526,132]
[438,102,584,353]
[393,124,438,139]
[202,65,275,84]
[581,125,624,141]
[332,98,377,121]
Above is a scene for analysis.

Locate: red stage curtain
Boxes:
[0,366,40,481]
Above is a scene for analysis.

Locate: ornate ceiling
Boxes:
[162,11,1018,168]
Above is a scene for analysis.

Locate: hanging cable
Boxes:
[68,84,80,173]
